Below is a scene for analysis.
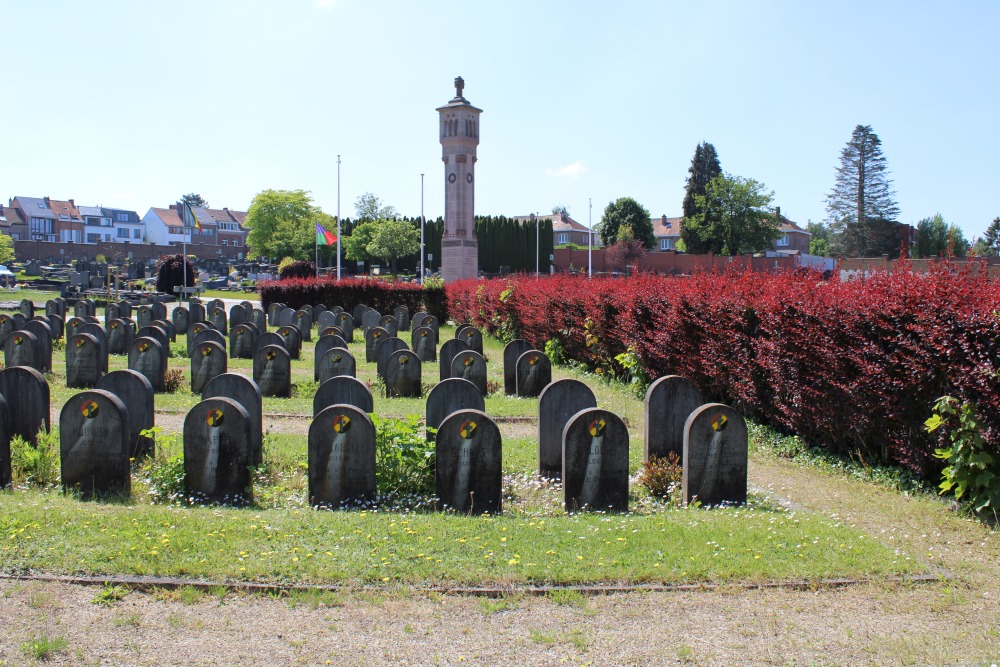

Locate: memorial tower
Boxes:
[437,76,481,283]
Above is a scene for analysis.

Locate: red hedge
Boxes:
[446,266,1000,477]
[260,277,448,322]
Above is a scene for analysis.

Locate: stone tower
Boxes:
[437,76,481,283]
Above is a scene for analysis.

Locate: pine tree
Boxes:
[826,125,900,256]
[682,142,722,220]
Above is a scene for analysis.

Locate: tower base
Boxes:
[441,239,478,283]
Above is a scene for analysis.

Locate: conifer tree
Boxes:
[682,142,722,220]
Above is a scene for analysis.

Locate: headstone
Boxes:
[436,409,502,515]
[682,404,748,507]
[66,334,103,388]
[411,311,428,332]
[11,313,27,330]
[97,370,155,459]
[308,405,377,508]
[275,325,302,360]
[229,304,249,329]
[645,376,703,463]
[455,323,472,340]
[21,320,53,372]
[0,367,50,445]
[46,299,65,318]
[116,300,133,320]
[562,408,629,512]
[293,310,313,342]
[184,397,253,504]
[189,301,206,326]
[150,301,167,322]
[503,339,533,395]
[315,334,349,380]
[206,298,225,312]
[317,310,338,330]
[203,373,263,467]
[267,302,284,326]
[516,350,551,398]
[278,307,295,327]
[4,330,40,371]
[19,298,35,319]
[74,300,94,318]
[313,376,373,416]
[46,314,65,340]
[253,331,287,358]
[76,322,109,372]
[60,390,130,499]
[378,314,398,337]
[384,350,422,398]
[335,312,354,343]
[317,347,357,384]
[537,379,597,480]
[253,344,292,398]
[425,378,484,441]
[105,303,122,327]
[136,304,153,330]
[0,396,8,488]
[411,326,437,362]
[451,350,488,396]
[0,314,17,349]
[364,326,390,363]
[230,323,257,359]
[107,318,134,355]
[172,306,190,335]
[459,327,484,355]
[153,318,176,343]
[190,327,226,357]
[439,339,469,381]
[352,304,369,327]
[138,324,169,354]
[393,305,410,332]
[208,306,228,335]
[250,308,266,334]
[191,341,227,394]
[361,309,382,335]
[313,304,327,319]
[376,337,409,378]
[422,315,440,343]
[128,337,166,392]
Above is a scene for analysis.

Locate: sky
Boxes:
[2,1,998,239]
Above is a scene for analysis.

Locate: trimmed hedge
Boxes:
[260,277,447,322]
[446,265,1000,478]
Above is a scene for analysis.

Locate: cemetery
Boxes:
[3,272,988,598]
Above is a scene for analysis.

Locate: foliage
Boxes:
[682,141,722,220]
[604,239,648,271]
[0,232,15,265]
[447,266,1000,479]
[93,584,129,607]
[927,397,1000,514]
[365,219,421,276]
[20,633,68,661]
[279,260,317,280]
[806,221,831,256]
[244,189,336,262]
[638,452,682,499]
[972,216,1000,257]
[913,214,969,258]
[354,192,398,222]
[342,220,379,263]
[155,254,196,295]
[614,345,651,396]
[259,276,448,323]
[826,124,900,257]
[551,204,569,215]
[139,428,186,504]
[544,338,566,365]
[597,197,655,249]
[10,429,60,487]
[371,413,435,498]
[681,173,778,255]
[163,368,185,394]
[475,215,553,273]
[180,193,209,208]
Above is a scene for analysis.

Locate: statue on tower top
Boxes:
[454,76,465,100]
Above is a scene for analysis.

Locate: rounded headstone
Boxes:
[191,341,227,394]
[436,409,502,515]
[515,350,551,398]
[60,389,130,499]
[562,408,630,513]
[644,375,703,463]
[128,336,166,392]
[314,376,373,416]
[451,350,488,396]
[97,369,155,459]
[317,347,357,384]
[384,350,422,398]
[253,344,292,398]
[66,333,103,388]
[275,325,302,360]
[203,373,263,467]
[308,405,377,508]
[682,404,748,507]
[503,339,534,395]
[411,326,437,362]
[183,397,253,504]
[425,377,485,441]
[230,323,257,359]
[376,337,409,378]
[0,366,50,445]
[538,379,597,480]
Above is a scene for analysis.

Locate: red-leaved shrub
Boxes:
[447,264,1000,478]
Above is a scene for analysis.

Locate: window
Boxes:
[133,229,141,239]
[117,228,129,238]
[59,214,69,220]
[37,202,44,208]
[102,218,112,227]
[556,233,568,244]
[30,218,52,234]
[11,233,19,240]
[222,239,228,246]
[660,238,672,251]
[776,234,789,247]
[87,233,101,243]
[116,212,129,222]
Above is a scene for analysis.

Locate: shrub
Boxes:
[260,276,448,322]
[927,396,1000,515]
[371,413,435,498]
[155,254,196,295]
[162,369,185,393]
[10,429,60,488]
[638,452,682,498]
[278,260,317,281]
[138,428,186,504]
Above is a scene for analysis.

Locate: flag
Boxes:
[184,204,202,232]
[316,223,338,246]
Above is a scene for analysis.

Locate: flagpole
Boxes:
[420,173,425,285]
[336,154,342,281]
[588,197,592,278]
[314,220,319,278]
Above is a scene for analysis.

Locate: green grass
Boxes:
[0,305,932,588]
[20,633,69,661]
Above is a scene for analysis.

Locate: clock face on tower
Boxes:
[466,173,473,183]
[448,173,456,183]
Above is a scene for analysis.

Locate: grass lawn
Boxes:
[0,305,931,588]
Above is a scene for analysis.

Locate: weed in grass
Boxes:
[285,588,345,609]
[677,644,694,663]
[528,628,557,645]
[177,586,205,605]
[162,368,185,393]
[113,612,142,628]
[92,584,129,607]
[10,429,60,488]
[166,613,183,628]
[20,633,68,661]
[25,589,57,609]
[403,624,414,634]
[476,594,521,615]
[547,589,587,608]
[293,379,319,399]
[208,585,229,603]
[638,452,682,500]
[564,627,589,652]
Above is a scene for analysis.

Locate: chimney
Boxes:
[44,196,50,204]
[69,199,75,207]
[775,206,781,218]
[661,215,667,223]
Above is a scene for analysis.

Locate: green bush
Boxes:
[927,396,1000,516]
[138,428,186,504]
[371,413,435,499]
[10,429,60,488]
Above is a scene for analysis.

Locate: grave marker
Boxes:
[0,366,49,445]
[184,397,253,504]
[66,333,103,388]
[128,337,166,392]
[503,339,533,395]
[97,370,155,459]
[203,373,263,467]
[191,341,227,394]
[436,409,502,515]
[60,389,130,499]
[682,404,748,507]
[562,408,629,512]
[644,375,703,463]
[313,376,373,416]
[384,350,422,398]
[537,379,597,479]
[253,344,292,397]
[451,350,488,396]
[425,377,484,441]
[308,405,376,508]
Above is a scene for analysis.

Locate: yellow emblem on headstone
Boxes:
[711,414,728,431]
[138,342,149,352]
[460,420,477,439]
[75,337,86,348]
[206,409,225,427]
[13,335,22,346]
[202,345,212,356]
[588,418,606,437]
[333,415,351,433]
[463,355,474,367]
[266,349,276,361]
[528,355,539,365]
[81,400,99,419]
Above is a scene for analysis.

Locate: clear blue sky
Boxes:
[3,1,997,238]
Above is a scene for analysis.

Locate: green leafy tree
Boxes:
[354,193,398,222]
[682,142,722,220]
[914,214,969,258]
[180,193,209,209]
[971,217,1000,257]
[0,233,15,265]
[244,189,335,262]
[681,173,778,255]
[366,219,421,276]
[343,221,379,263]
[806,221,831,256]
[597,197,654,249]
[551,204,568,215]
[826,125,900,256]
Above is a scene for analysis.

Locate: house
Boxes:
[772,209,811,254]
[651,215,683,251]
[141,202,248,248]
[0,204,28,240]
[206,207,248,248]
[8,196,84,243]
[513,212,602,248]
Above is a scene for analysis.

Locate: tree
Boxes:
[244,189,334,262]
[354,193,398,222]
[366,219,421,276]
[605,225,648,271]
[180,193,209,209]
[278,260,317,280]
[551,204,569,215]
[913,214,970,258]
[155,254,195,295]
[826,125,900,256]
[972,217,1000,257]
[0,233,14,265]
[680,173,778,255]
[682,142,722,220]
[342,221,379,263]
[806,221,831,256]
[597,197,654,249]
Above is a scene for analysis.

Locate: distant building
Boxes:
[651,209,814,254]
[8,196,83,243]
[78,205,143,244]
[513,212,602,248]
[141,203,247,249]
[651,215,683,251]
[0,204,27,240]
